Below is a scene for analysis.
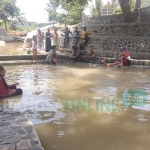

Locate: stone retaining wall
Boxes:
[65,6,150,59]
[82,6,150,26]
[0,104,44,150]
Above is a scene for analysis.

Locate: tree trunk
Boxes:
[136,0,141,9]
[118,0,131,23]
[4,20,7,30]
[53,19,55,28]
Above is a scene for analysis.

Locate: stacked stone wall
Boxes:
[76,7,150,59]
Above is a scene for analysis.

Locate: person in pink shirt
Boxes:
[36,28,44,51]
[0,66,22,98]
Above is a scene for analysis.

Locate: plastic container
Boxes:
[113,52,116,58]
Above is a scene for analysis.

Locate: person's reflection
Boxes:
[33,65,42,95]
[33,65,39,86]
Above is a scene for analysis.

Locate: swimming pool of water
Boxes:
[0,63,150,150]
[0,42,25,55]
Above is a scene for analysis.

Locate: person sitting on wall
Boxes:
[104,46,131,67]
[46,45,58,65]
[78,39,86,55]
[86,46,102,63]
[70,46,83,62]
[0,66,23,98]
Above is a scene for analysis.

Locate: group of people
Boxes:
[70,41,131,67]
[0,44,131,99]
[30,28,59,63]
[67,26,131,66]
[63,26,89,48]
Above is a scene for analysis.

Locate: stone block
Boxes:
[28,147,44,150]
[143,61,150,66]
[22,132,36,140]
[0,143,15,150]
[16,139,30,149]
[10,125,23,131]
[29,139,41,147]
[14,128,26,135]
[0,135,21,144]
[23,126,33,133]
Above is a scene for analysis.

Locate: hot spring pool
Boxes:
[0,63,150,150]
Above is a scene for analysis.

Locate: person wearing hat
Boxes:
[105,46,131,67]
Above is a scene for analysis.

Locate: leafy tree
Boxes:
[104,1,111,8]
[46,0,60,28]
[111,0,120,14]
[89,0,103,16]
[0,0,19,30]
[118,0,150,22]
[10,12,27,30]
[118,0,131,22]
[59,0,91,25]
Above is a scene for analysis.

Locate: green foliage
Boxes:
[0,0,19,30]
[46,0,90,25]
[89,0,103,16]
[46,0,60,27]
[111,0,121,14]
[104,1,111,8]
[38,23,52,28]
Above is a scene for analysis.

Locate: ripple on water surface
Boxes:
[1,64,150,150]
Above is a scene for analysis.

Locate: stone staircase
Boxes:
[67,6,150,60]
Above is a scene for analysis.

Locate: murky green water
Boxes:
[0,64,150,150]
[0,42,25,55]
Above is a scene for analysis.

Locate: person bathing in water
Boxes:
[104,46,131,67]
[70,46,83,62]
[86,46,103,63]
[46,45,58,65]
[0,66,23,98]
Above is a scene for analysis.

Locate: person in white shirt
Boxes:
[31,35,37,63]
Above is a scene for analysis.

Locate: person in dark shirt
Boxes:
[70,46,82,62]
[78,39,86,55]
[63,27,73,48]
[86,46,102,63]
[72,27,79,46]
[45,28,52,52]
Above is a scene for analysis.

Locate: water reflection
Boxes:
[0,64,150,150]
[0,42,25,55]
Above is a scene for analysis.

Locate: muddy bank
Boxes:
[0,28,14,42]
[0,28,25,42]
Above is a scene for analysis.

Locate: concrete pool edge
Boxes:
[0,54,150,68]
[0,104,44,150]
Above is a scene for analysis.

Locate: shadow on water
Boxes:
[0,64,150,150]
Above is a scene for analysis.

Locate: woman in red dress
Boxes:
[0,66,22,98]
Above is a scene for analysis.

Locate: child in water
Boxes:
[0,66,23,98]
[46,45,58,65]
[31,35,38,63]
